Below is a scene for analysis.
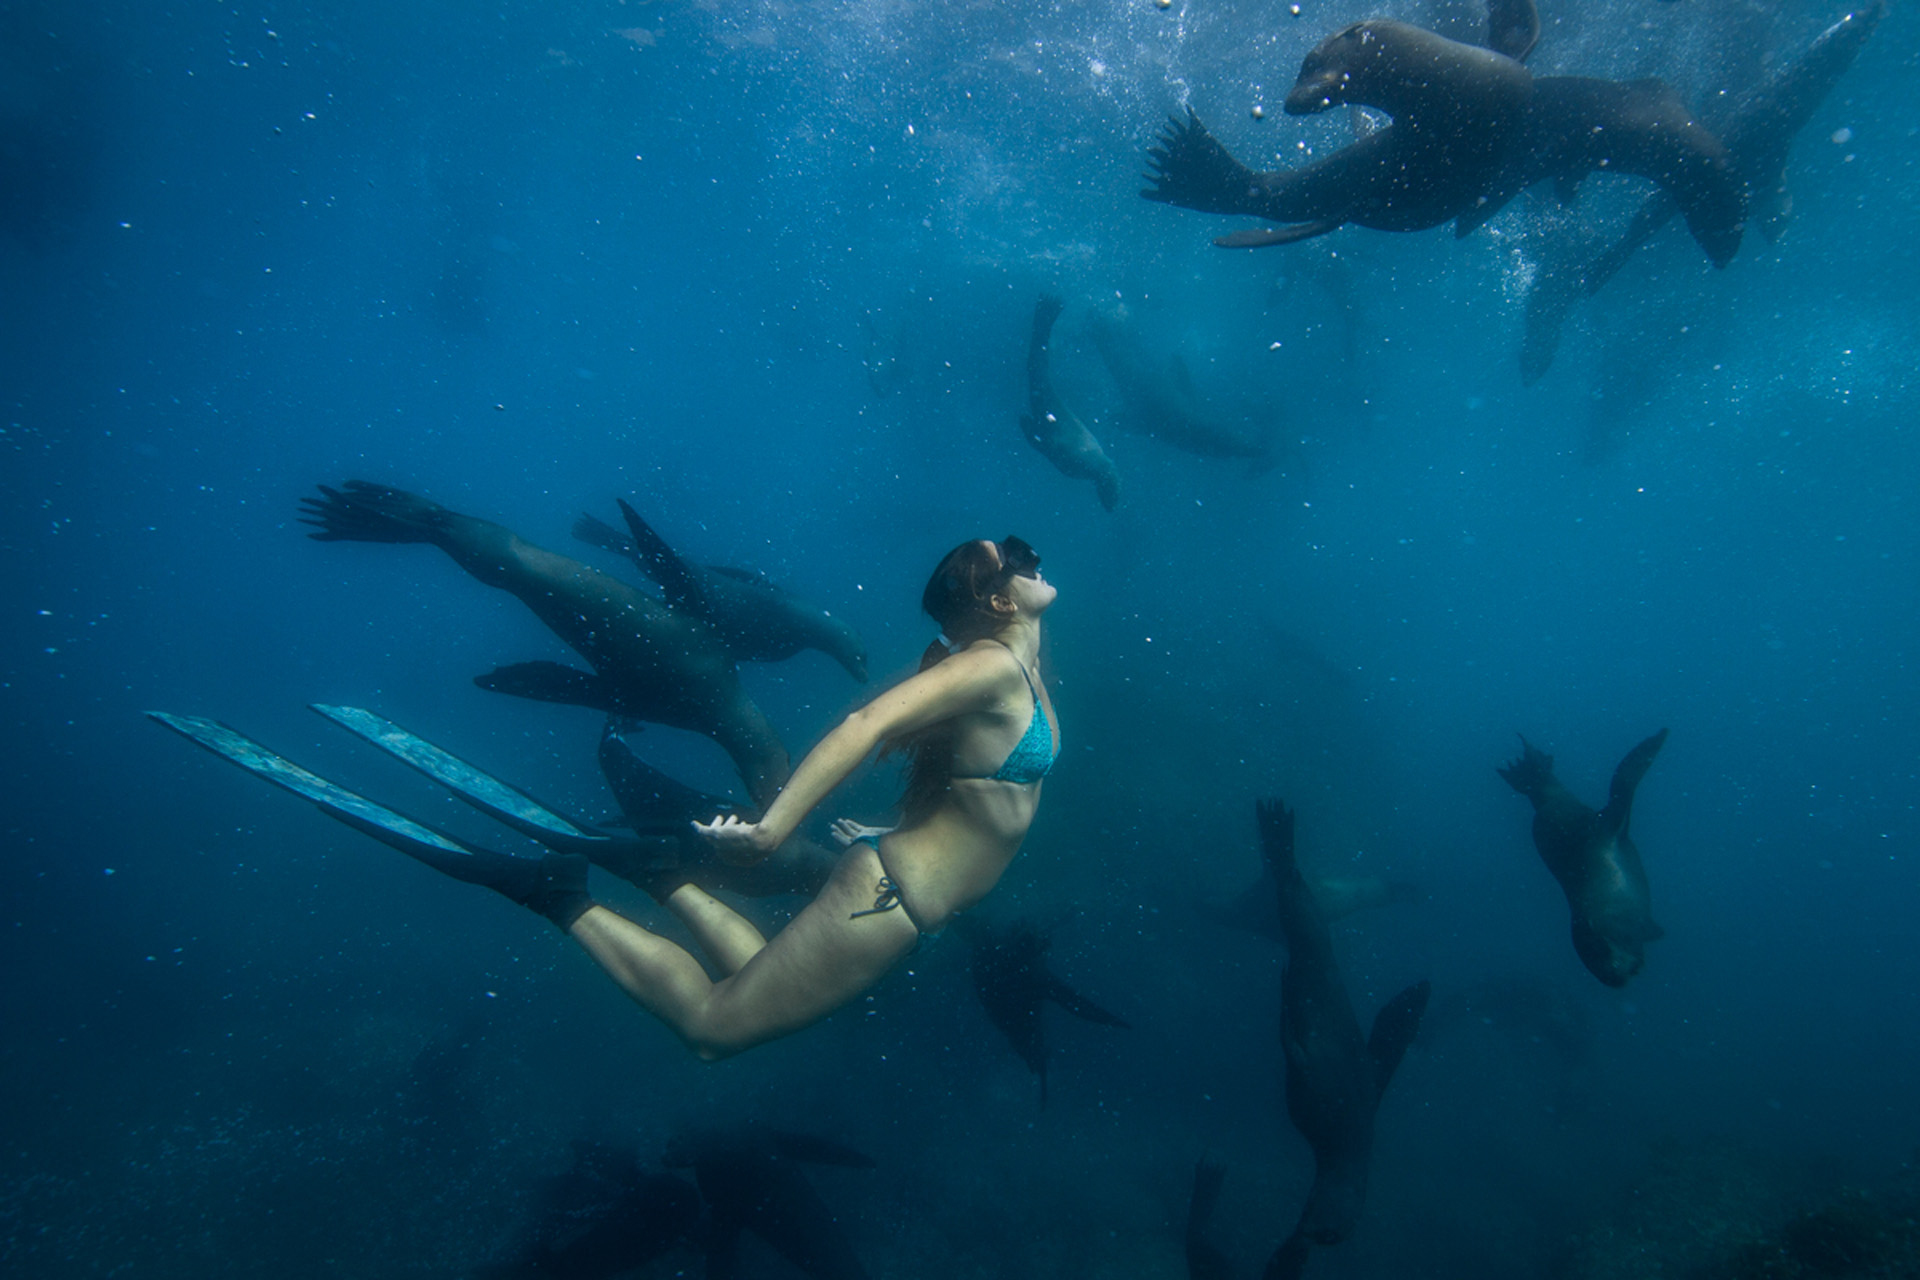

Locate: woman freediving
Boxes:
[575,534,1059,1058]
[152,533,1058,1060]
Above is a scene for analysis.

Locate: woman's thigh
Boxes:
[699,843,919,1053]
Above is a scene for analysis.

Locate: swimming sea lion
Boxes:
[298,481,791,808]
[1018,295,1123,511]
[1084,308,1282,467]
[573,501,869,681]
[957,913,1130,1106]
[1499,730,1668,987]
[1520,3,1884,382]
[1144,21,1532,248]
[1259,799,1429,1280]
[1146,11,1742,266]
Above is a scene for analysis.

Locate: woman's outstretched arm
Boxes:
[695,646,1013,861]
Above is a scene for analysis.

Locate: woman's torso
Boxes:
[885,643,1057,927]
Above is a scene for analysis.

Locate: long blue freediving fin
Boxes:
[147,711,497,873]
[307,704,626,857]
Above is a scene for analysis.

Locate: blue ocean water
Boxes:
[3,0,1916,1274]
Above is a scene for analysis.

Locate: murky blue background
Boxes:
[3,0,1916,1275]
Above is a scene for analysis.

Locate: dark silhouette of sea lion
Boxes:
[1144,14,1743,266]
[1018,295,1123,511]
[479,1140,699,1279]
[1144,21,1532,248]
[1084,308,1282,467]
[1520,3,1884,383]
[573,501,869,681]
[1258,798,1429,1280]
[663,1127,874,1280]
[298,480,790,808]
[1499,730,1669,987]
[957,914,1130,1105]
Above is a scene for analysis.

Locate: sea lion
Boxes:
[1259,799,1429,1280]
[1520,3,1885,383]
[1499,730,1668,987]
[1145,12,1743,266]
[1018,295,1123,511]
[1084,308,1281,467]
[298,481,791,808]
[1144,21,1532,248]
[957,913,1130,1105]
[572,500,868,682]
[663,1127,874,1280]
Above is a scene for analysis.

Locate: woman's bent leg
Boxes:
[570,843,918,1060]
[662,884,768,977]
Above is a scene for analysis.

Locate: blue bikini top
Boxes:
[952,642,1056,785]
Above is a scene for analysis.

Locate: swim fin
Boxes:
[147,712,593,927]
[308,704,658,862]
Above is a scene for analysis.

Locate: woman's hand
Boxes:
[829,818,895,849]
[692,813,778,866]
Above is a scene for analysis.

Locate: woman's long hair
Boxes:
[887,539,1013,820]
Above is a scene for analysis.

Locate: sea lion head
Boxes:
[1286,19,1531,120]
[1286,21,1382,115]
[1571,916,1645,988]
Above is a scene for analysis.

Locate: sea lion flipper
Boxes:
[1497,736,1554,797]
[1600,728,1669,833]
[1044,975,1131,1029]
[571,510,635,560]
[1366,979,1431,1094]
[770,1130,876,1169]
[1214,221,1340,249]
[299,480,450,543]
[615,499,701,608]
[475,661,619,713]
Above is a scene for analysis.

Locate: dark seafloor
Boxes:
[2,0,1917,1276]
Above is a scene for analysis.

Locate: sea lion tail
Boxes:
[1368,979,1431,1094]
[1601,728,1669,833]
[1497,736,1554,797]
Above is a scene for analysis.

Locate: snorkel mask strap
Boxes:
[936,631,960,654]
